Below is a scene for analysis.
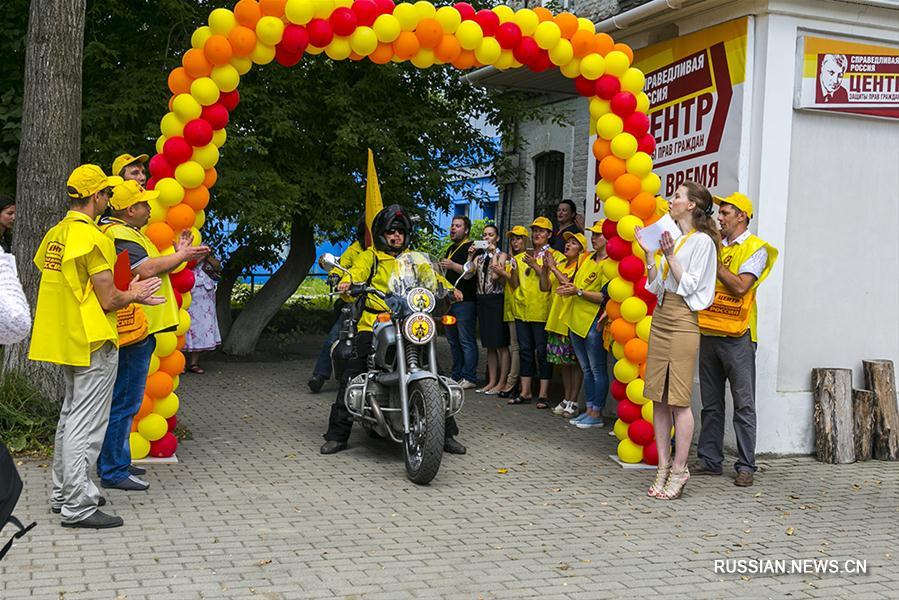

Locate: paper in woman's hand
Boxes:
[635,213,681,253]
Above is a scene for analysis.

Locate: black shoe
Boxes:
[52,496,106,514]
[61,510,123,529]
[498,384,520,399]
[320,440,347,454]
[128,464,146,476]
[101,475,149,491]
[308,375,325,393]
[444,437,467,455]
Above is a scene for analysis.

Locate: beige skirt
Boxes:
[643,292,700,408]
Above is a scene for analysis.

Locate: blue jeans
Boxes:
[97,336,156,486]
[570,315,609,412]
[446,301,478,383]
[313,316,342,380]
[516,320,552,380]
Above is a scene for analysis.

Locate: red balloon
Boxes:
[610,91,637,117]
[643,440,659,465]
[162,137,193,165]
[201,103,229,130]
[373,0,395,15]
[512,37,539,64]
[619,255,645,282]
[454,2,476,21]
[281,24,310,54]
[611,379,628,402]
[329,7,357,36]
[635,276,656,304]
[352,0,379,26]
[637,133,657,155]
[594,74,620,100]
[183,119,214,147]
[170,267,196,294]
[145,177,158,190]
[166,415,178,432]
[624,112,650,137]
[186,260,198,269]
[474,9,499,36]
[628,418,654,445]
[149,153,174,179]
[529,50,552,72]
[646,296,657,316]
[275,45,303,67]
[617,398,642,423]
[574,76,595,97]
[219,90,240,111]
[602,218,618,240]
[606,235,631,261]
[149,432,178,458]
[495,22,522,50]
[173,289,183,309]
[307,18,334,47]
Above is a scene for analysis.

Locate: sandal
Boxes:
[657,467,690,500]
[498,384,520,399]
[507,395,532,405]
[647,461,671,498]
[535,398,551,409]
[188,365,205,374]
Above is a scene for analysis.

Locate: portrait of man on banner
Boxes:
[816,53,850,103]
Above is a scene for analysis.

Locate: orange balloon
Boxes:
[606,300,622,321]
[176,335,186,351]
[624,338,648,364]
[599,156,626,182]
[204,35,234,66]
[183,48,212,78]
[146,222,175,251]
[452,50,477,70]
[613,42,634,63]
[593,138,612,160]
[594,32,614,56]
[554,12,579,38]
[610,317,637,345]
[203,167,218,189]
[135,395,154,421]
[158,350,186,377]
[393,31,420,60]
[146,371,174,400]
[349,51,363,61]
[131,419,139,433]
[416,18,443,49]
[168,67,193,95]
[435,35,462,63]
[166,204,197,231]
[614,173,642,200]
[630,192,656,220]
[182,186,210,211]
[167,96,176,112]
[570,30,594,58]
[533,7,553,22]
[369,43,394,64]
[228,26,257,57]
[259,0,286,16]
[234,0,262,26]
[644,212,661,226]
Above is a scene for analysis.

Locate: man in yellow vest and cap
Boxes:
[96,179,209,492]
[30,165,164,529]
[694,192,779,487]
[111,152,148,186]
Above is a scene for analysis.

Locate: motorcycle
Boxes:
[319,251,464,485]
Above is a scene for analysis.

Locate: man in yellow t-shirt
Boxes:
[30,165,164,529]
[693,192,778,488]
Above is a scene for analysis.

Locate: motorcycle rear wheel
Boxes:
[403,379,445,485]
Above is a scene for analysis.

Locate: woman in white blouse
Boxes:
[636,181,719,500]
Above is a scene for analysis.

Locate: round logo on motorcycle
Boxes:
[406,287,435,313]
[404,313,435,345]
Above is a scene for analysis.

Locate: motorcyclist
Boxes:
[320,205,467,455]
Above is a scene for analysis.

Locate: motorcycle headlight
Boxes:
[403,313,436,345]
[405,287,436,314]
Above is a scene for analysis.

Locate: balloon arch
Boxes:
[131,0,664,465]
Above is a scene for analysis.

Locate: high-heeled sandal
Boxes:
[647,461,671,498]
[657,467,690,500]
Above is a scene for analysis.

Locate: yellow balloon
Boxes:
[172,94,202,122]
[155,178,185,207]
[147,198,166,224]
[621,68,646,94]
[617,438,644,463]
[611,133,638,159]
[435,6,461,32]
[636,315,652,342]
[608,277,634,303]
[335,0,352,9]
[635,91,651,113]
[605,50,630,76]
[494,50,515,70]
[616,215,643,242]
[603,195,630,222]
[641,400,654,423]
[154,393,180,419]
[208,8,237,35]
[655,195,669,215]
[632,241,646,260]
[393,3,420,31]
[181,292,193,311]
[602,258,619,281]
[191,26,213,50]
[232,56,253,75]
[626,378,649,405]
[175,161,205,189]
[474,37,501,65]
[148,353,160,375]
[642,173,662,195]
[193,209,206,230]
[212,128,227,148]
[414,0,436,20]
[620,296,648,324]
[311,0,335,19]
[492,5,513,22]
[595,179,614,201]
[597,113,623,140]
[534,21,561,50]
[189,227,202,246]
[513,9,539,36]
[155,331,178,357]
[589,118,597,136]
[613,418,629,441]
[285,0,315,24]
[350,26,378,55]
[130,432,151,460]
[579,53,605,80]
[325,36,352,60]
[171,374,180,392]
[190,77,220,106]
[611,340,624,360]
[548,39,573,67]
[455,20,483,51]
[155,135,167,155]
[250,42,276,64]
[589,98,610,119]
[577,17,595,33]
[626,152,653,178]
[138,413,168,442]
[559,57,581,79]
[256,16,285,46]
[211,65,240,92]
[613,357,639,383]
[373,14,401,43]
[191,143,220,169]
[411,48,436,68]
[160,112,185,138]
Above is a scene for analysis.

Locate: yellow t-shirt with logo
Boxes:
[544,257,580,336]
[29,211,119,366]
[515,248,564,323]
[568,254,608,338]
[503,259,522,322]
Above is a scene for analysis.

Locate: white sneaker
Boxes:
[552,400,568,415]
[561,400,579,419]
[459,380,478,390]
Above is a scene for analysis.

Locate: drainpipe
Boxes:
[595,0,687,32]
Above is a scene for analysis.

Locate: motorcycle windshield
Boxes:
[387,251,445,297]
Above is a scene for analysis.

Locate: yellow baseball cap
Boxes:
[530,216,553,231]
[109,180,159,211]
[586,219,606,234]
[66,165,123,200]
[713,192,753,218]
[562,231,587,250]
[112,153,149,177]
[506,225,528,238]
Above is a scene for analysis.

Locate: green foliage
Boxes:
[0,371,58,454]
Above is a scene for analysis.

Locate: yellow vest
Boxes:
[545,257,580,336]
[101,219,180,335]
[330,240,363,276]
[515,249,565,323]
[502,259,522,322]
[568,255,608,338]
[29,211,119,366]
[698,232,778,341]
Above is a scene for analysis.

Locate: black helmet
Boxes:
[372,204,412,253]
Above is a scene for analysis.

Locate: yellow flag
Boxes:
[364,148,384,248]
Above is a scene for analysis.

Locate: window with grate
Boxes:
[533,151,564,220]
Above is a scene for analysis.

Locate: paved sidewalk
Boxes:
[2,338,897,599]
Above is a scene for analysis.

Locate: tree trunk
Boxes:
[852,389,874,462]
[221,215,315,356]
[2,0,86,402]
[811,368,855,464]
[862,359,899,461]
[215,271,238,342]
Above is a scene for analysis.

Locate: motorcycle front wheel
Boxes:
[403,379,445,485]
